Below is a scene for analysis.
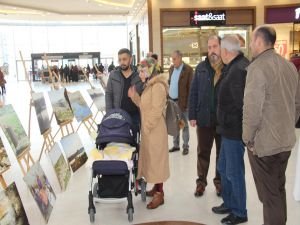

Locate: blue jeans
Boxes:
[217,136,247,218]
[173,111,189,149]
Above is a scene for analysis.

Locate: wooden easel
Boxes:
[17,146,34,175]
[0,167,9,188]
[53,120,74,139]
[38,128,55,161]
[76,115,97,134]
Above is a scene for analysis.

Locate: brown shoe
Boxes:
[194,184,205,197]
[146,192,164,209]
[146,185,157,197]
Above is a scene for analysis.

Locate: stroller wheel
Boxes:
[89,208,95,223]
[93,183,99,198]
[140,179,147,202]
[127,208,134,222]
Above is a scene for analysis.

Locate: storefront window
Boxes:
[162,26,252,70]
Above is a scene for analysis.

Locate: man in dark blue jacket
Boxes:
[212,35,249,225]
[189,35,224,197]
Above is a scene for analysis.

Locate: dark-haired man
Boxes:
[105,48,143,136]
[243,25,300,225]
[189,35,223,197]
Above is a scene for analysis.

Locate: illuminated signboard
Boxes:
[190,10,226,26]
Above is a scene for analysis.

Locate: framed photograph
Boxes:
[60,133,88,173]
[0,105,30,157]
[48,89,74,125]
[67,91,92,122]
[48,143,71,191]
[87,88,105,112]
[32,92,51,135]
[23,162,56,222]
[0,136,10,174]
[0,182,30,225]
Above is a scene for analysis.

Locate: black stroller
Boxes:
[88,109,146,223]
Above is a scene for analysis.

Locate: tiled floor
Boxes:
[1,77,300,225]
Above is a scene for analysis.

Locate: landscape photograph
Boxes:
[0,182,30,225]
[87,88,106,112]
[48,143,71,191]
[48,88,74,125]
[32,92,51,135]
[60,133,88,173]
[0,105,30,157]
[0,136,10,174]
[68,91,92,122]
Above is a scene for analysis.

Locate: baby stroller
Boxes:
[88,109,146,223]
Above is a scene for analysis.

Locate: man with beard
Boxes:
[189,35,223,197]
[105,48,143,137]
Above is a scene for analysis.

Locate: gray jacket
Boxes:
[105,67,143,112]
[243,49,300,157]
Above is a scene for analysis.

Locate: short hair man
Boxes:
[243,25,300,225]
[212,35,249,224]
[105,48,144,135]
[168,50,193,155]
[188,35,224,196]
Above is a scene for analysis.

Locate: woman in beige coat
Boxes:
[128,58,170,209]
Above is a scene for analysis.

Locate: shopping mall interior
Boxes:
[0,0,299,225]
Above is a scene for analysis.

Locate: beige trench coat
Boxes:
[132,74,170,184]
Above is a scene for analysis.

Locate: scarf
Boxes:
[211,60,224,86]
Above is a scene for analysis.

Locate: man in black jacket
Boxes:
[105,48,143,138]
[189,35,224,197]
[212,35,249,225]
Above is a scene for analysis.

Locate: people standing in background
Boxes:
[63,64,70,82]
[189,35,224,197]
[151,53,164,74]
[168,50,193,155]
[0,68,6,95]
[108,61,116,73]
[99,63,104,74]
[243,25,300,225]
[212,35,249,225]
[59,65,64,82]
[86,64,91,76]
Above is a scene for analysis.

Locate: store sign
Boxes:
[296,8,300,20]
[274,40,288,59]
[266,6,300,23]
[190,10,226,26]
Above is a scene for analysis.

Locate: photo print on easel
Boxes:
[48,88,74,125]
[87,88,106,112]
[0,136,10,174]
[60,133,88,173]
[67,91,92,122]
[0,105,30,157]
[23,162,56,223]
[0,182,30,225]
[32,92,51,135]
[48,143,71,191]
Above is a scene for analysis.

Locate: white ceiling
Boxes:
[0,0,146,23]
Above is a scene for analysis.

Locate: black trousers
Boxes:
[248,150,291,225]
[196,127,221,187]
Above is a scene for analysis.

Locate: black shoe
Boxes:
[221,213,248,224]
[182,148,189,155]
[212,203,231,214]
[169,147,180,152]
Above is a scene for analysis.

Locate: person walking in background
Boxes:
[63,64,70,83]
[0,68,6,94]
[128,57,169,210]
[189,35,224,197]
[212,35,249,224]
[168,50,193,155]
[243,25,300,225]
[108,61,115,73]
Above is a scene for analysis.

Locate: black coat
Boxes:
[188,57,216,127]
[216,53,249,140]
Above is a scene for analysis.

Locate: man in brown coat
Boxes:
[243,25,300,225]
[168,50,193,155]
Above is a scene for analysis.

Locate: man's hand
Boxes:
[189,120,197,127]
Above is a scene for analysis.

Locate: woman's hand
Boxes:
[128,85,136,99]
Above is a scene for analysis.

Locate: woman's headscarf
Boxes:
[138,57,159,79]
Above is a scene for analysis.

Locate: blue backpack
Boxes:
[96,109,134,149]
